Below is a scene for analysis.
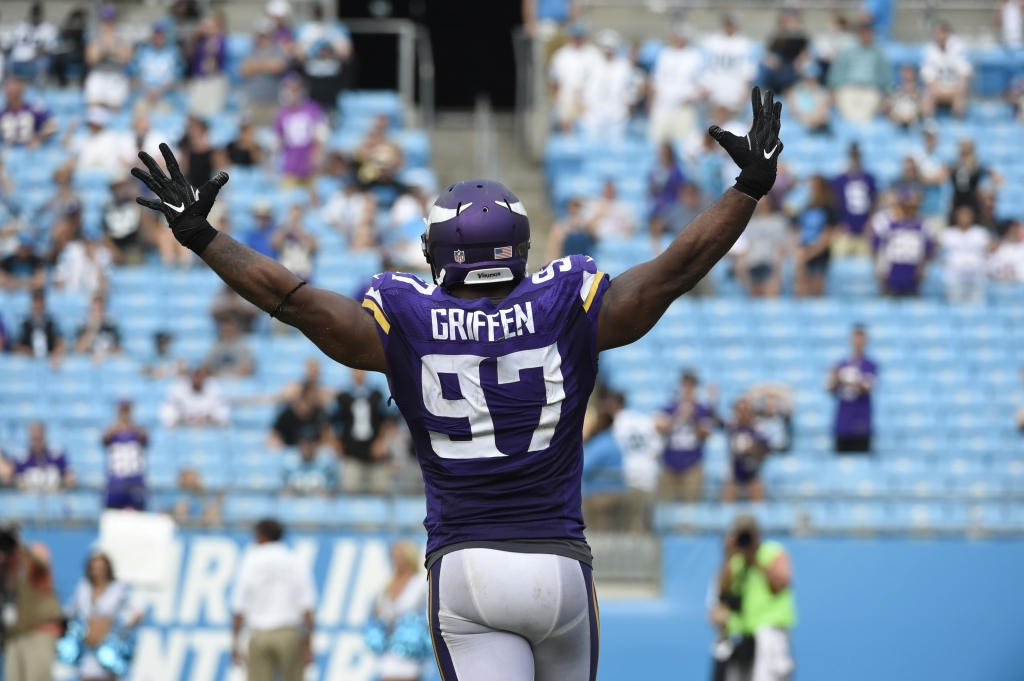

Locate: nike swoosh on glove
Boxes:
[132,143,229,255]
[709,86,784,201]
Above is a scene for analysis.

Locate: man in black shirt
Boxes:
[268,380,330,448]
[103,174,146,265]
[15,290,64,361]
[0,236,46,290]
[332,369,395,494]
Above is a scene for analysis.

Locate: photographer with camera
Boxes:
[0,524,64,681]
[709,515,795,681]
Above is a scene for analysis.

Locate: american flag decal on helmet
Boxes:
[494,246,513,259]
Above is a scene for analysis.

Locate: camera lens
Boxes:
[736,530,753,548]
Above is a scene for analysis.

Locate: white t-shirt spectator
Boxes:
[1002,0,1023,48]
[53,241,113,294]
[6,20,59,65]
[231,541,317,631]
[700,32,757,110]
[72,129,136,173]
[159,377,230,427]
[581,55,636,130]
[613,409,662,493]
[650,44,704,113]
[941,226,991,277]
[549,42,600,109]
[583,195,636,239]
[921,37,972,87]
[989,236,1024,282]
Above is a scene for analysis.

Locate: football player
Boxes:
[134,87,783,681]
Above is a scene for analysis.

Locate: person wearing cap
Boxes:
[70,106,136,173]
[241,19,290,126]
[827,326,878,453]
[185,11,228,117]
[700,13,757,114]
[870,183,933,297]
[580,29,635,141]
[649,23,703,144]
[84,4,132,110]
[265,0,295,48]
[103,401,149,510]
[548,22,600,133]
[275,76,329,184]
[711,515,795,681]
[827,21,891,123]
[656,370,719,502]
[0,77,57,147]
[246,200,279,258]
[1,235,46,291]
[135,19,185,105]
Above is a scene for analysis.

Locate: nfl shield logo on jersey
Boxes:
[454,249,465,264]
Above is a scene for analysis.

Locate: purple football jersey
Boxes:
[872,211,932,295]
[362,255,610,555]
[105,430,147,509]
[15,448,68,491]
[0,103,50,145]
[728,425,768,484]
[832,172,876,236]
[833,357,878,438]
[661,400,715,472]
[275,101,325,178]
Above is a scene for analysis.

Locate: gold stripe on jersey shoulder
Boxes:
[582,271,604,313]
[361,299,391,334]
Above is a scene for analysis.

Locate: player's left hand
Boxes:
[709,86,784,200]
[132,143,229,252]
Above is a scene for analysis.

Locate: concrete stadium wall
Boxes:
[21,528,1024,681]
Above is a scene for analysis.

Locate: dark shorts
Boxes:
[836,436,871,453]
[749,263,774,285]
[803,251,830,275]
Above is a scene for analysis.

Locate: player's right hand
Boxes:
[708,86,784,200]
[132,143,229,252]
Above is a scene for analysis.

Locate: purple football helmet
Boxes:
[421,179,531,291]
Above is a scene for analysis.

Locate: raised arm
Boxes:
[133,144,386,373]
[597,88,783,351]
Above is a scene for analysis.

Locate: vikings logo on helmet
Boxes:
[420,179,531,291]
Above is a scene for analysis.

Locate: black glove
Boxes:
[132,143,229,255]
[709,86,784,201]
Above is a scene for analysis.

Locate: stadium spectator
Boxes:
[1,235,46,291]
[581,394,626,531]
[989,221,1024,283]
[811,14,853,84]
[15,422,75,492]
[186,11,229,117]
[283,425,338,495]
[177,116,216,188]
[722,397,770,503]
[913,125,950,220]
[580,29,635,142]
[886,65,923,129]
[872,184,933,297]
[700,13,757,114]
[271,380,331,449]
[265,0,296,48]
[827,21,891,123]
[2,539,64,681]
[53,8,88,85]
[160,365,231,428]
[247,200,278,258]
[75,295,122,360]
[759,9,809,95]
[231,519,316,681]
[651,183,711,241]
[333,370,395,494]
[523,0,578,39]
[66,553,144,681]
[656,370,718,502]
[135,20,184,106]
[101,173,147,265]
[84,4,132,110]
[212,284,260,333]
[949,139,1000,221]
[648,143,686,221]
[794,175,837,297]
[583,179,635,240]
[295,2,352,111]
[611,391,662,533]
[828,325,878,453]
[71,106,136,173]
[241,19,290,126]
[15,291,65,362]
[831,144,877,257]
[748,384,794,453]
[172,466,221,525]
[272,205,319,282]
[649,23,703,144]
[279,359,336,406]
[205,319,255,377]
[0,77,57,146]
[54,239,111,298]
[546,197,596,260]
[1000,0,1024,48]
[548,23,598,133]
[103,401,149,510]
[372,540,429,681]
[940,206,992,304]
[276,75,329,185]
[921,22,972,120]
[786,70,831,134]
[712,515,796,681]
[734,196,789,298]
[144,332,186,379]
[5,2,59,84]
[224,118,262,167]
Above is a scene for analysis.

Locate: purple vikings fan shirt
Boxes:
[832,171,876,236]
[872,211,933,295]
[362,254,610,557]
[660,401,714,472]
[833,357,878,438]
[104,430,147,509]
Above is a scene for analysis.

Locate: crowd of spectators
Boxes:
[547,11,1024,302]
